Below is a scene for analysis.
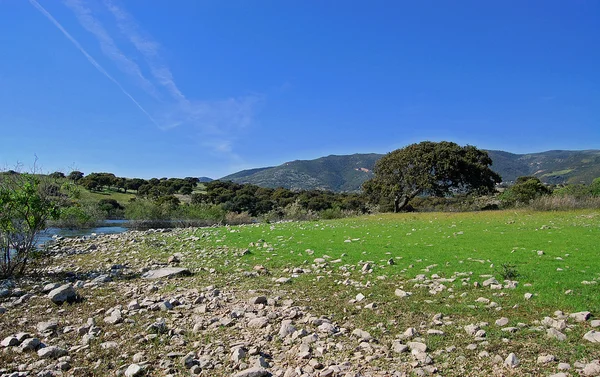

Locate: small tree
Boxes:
[67,171,84,183]
[363,141,501,212]
[591,178,600,197]
[500,176,550,206]
[0,173,60,277]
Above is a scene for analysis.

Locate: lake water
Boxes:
[38,219,130,245]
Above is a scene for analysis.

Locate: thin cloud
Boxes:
[28,0,160,127]
[59,0,262,158]
[104,0,187,103]
[63,0,159,98]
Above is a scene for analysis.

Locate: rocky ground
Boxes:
[1,227,599,377]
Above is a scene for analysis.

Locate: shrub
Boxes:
[0,173,60,277]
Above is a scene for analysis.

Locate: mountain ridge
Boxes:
[220,149,600,192]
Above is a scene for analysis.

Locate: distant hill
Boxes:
[197,177,213,183]
[220,149,600,192]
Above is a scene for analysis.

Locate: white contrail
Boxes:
[28,0,160,127]
[64,0,160,99]
[104,0,188,104]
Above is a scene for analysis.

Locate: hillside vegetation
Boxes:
[221,150,600,192]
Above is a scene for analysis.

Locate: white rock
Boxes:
[546,328,567,341]
[570,311,591,322]
[37,345,68,359]
[582,362,600,376]
[351,329,372,341]
[536,354,555,364]
[355,293,365,302]
[48,284,77,304]
[230,347,246,363]
[504,353,519,368]
[395,289,411,298]
[495,317,509,326]
[482,277,499,287]
[1,336,19,347]
[407,341,427,353]
[279,320,296,338]
[233,367,269,377]
[583,330,600,343]
[124,363,143,377]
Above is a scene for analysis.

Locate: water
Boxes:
[38,219,130,245]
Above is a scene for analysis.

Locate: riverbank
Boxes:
[1,211,600,376]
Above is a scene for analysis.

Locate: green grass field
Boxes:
[159,209,599,312]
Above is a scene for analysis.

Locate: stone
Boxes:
[482,277,498,287]
[524,292,533,300]
[355,293,365,302]
[548,374,568,377]
[42,283,61,293]
[231,347,246,363]
[546,328,567,341]
[48,284,78,304]
[124,363,144,377]
[91,274,112,284]
[1,336,20,347]
[141,267,191,280]
[100,341,119,349]
[248,317,269,328]
[464,324,479,336]
[233,367,269,377]
[248,296,268,305]
[407,342,427,353]
[504,353,519,368]
[395,289,411,298]
[495,317,509,326]
[536,354,555,364]
[583,330,600,343]
[37,346,68,359]
[570,311,591,322]
[20,338,41,351]
[392,340,408,353]
[591,320,600,328]
[37,321,58,333]
[557,363,570,370]
[582,362,600,376]
[279,320,296,338]
[351,329,372,341]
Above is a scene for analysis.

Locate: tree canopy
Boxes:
[363,141,501,212]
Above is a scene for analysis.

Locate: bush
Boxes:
[500,177,551,207]
[527,195,600,211]
[320,207,344,220]
[52,202,102,229]
[225,211,255,225]
[0,173,60,277]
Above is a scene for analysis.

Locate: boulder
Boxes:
[48,284,78,304]
[37,345,68,359]
[583,330,600,343]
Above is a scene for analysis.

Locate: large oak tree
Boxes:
[363,141,501,212]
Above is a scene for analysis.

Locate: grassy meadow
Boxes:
[162,209,600,313]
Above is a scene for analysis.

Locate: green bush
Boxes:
[53,202,102,228]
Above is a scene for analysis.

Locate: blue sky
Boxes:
[1,1,598,179]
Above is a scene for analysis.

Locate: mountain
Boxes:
[220,150,600,192]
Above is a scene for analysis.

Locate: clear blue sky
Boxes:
[1,1,598,179]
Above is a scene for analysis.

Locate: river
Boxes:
[38,219,130,245]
